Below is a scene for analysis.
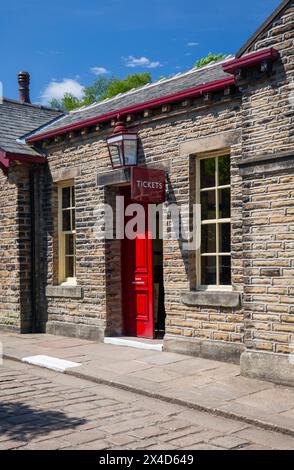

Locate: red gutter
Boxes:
[222,48,279,75]
[26,76,235,143]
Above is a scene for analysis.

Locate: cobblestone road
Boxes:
[1,360,294,450]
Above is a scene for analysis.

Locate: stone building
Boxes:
[0,0,293,386]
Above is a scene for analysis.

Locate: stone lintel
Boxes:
[180,130,241,156]
[51,166,81,183]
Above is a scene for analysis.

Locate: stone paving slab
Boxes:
[2,331,294,436]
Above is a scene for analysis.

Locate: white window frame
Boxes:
[58,181,76,286]
[196,152,232,291]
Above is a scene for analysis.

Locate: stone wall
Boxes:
[0,163,32,332]
[239,1,294,383]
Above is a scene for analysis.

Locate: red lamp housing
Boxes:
[106,115,138,168]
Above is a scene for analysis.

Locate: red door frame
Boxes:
[121,187,154,338]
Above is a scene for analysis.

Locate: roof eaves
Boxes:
[223,47,279,74]
[0,146,46,172]
[26,75,235,143]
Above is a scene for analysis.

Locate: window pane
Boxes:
[109,143,123,166]
[201,190,216,220]
[65,234,74,255]
[200,158,215,188]
[201,224,216,253]
[124,139,137,165]
[71,186,75,207]
[219,188,230,219]
[219,223,231,253]
[62,187,70,208]
[218,155,230,186]
[220,256,231,285]
[62,210,71,231]
[65,256,74,278]
[201,256,216,285]
[71,209,76,230]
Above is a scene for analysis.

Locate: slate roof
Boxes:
[27,57,232,139]
[0,99,62,156]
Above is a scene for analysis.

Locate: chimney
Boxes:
[18,71,31,103]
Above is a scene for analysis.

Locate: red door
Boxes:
[121,188,154,338]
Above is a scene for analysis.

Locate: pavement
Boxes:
[2,331,294,438]
[3,359,294,450]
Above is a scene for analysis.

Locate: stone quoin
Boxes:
[0,0,293,386]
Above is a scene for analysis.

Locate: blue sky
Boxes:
[1,0,282,104]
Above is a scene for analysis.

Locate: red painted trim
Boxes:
[0,149,10,170]
[6,151,46,164]
[27,76,235,143]
[0,147,46,171]
[222,48,279,74]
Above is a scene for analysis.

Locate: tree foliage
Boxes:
[194,52,225,69]
[51,73,152,112]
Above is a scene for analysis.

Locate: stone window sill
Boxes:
[46,285,83,299]
[181,290,240,308]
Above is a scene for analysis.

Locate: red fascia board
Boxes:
[222,48,279,74]
[0,148,46,170]
[27,76,235,143]
[6,151,46,164]
[0,149,10,170]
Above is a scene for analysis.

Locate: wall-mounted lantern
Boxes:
[106,115,138,168]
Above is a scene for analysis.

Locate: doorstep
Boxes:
[104,336,163,351]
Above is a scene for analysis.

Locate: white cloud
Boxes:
[124,56,162,69]
[186,42,199,47]
[90,66,109,75]
[41,78,84,104]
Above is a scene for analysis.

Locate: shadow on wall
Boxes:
[0,401,85,442]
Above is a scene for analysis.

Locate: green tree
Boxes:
[51,93,83,112]
[51,73,152,112]
[194,52,225,69]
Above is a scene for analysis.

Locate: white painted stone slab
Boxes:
[104,337,163,351]
[22,355,81,372]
